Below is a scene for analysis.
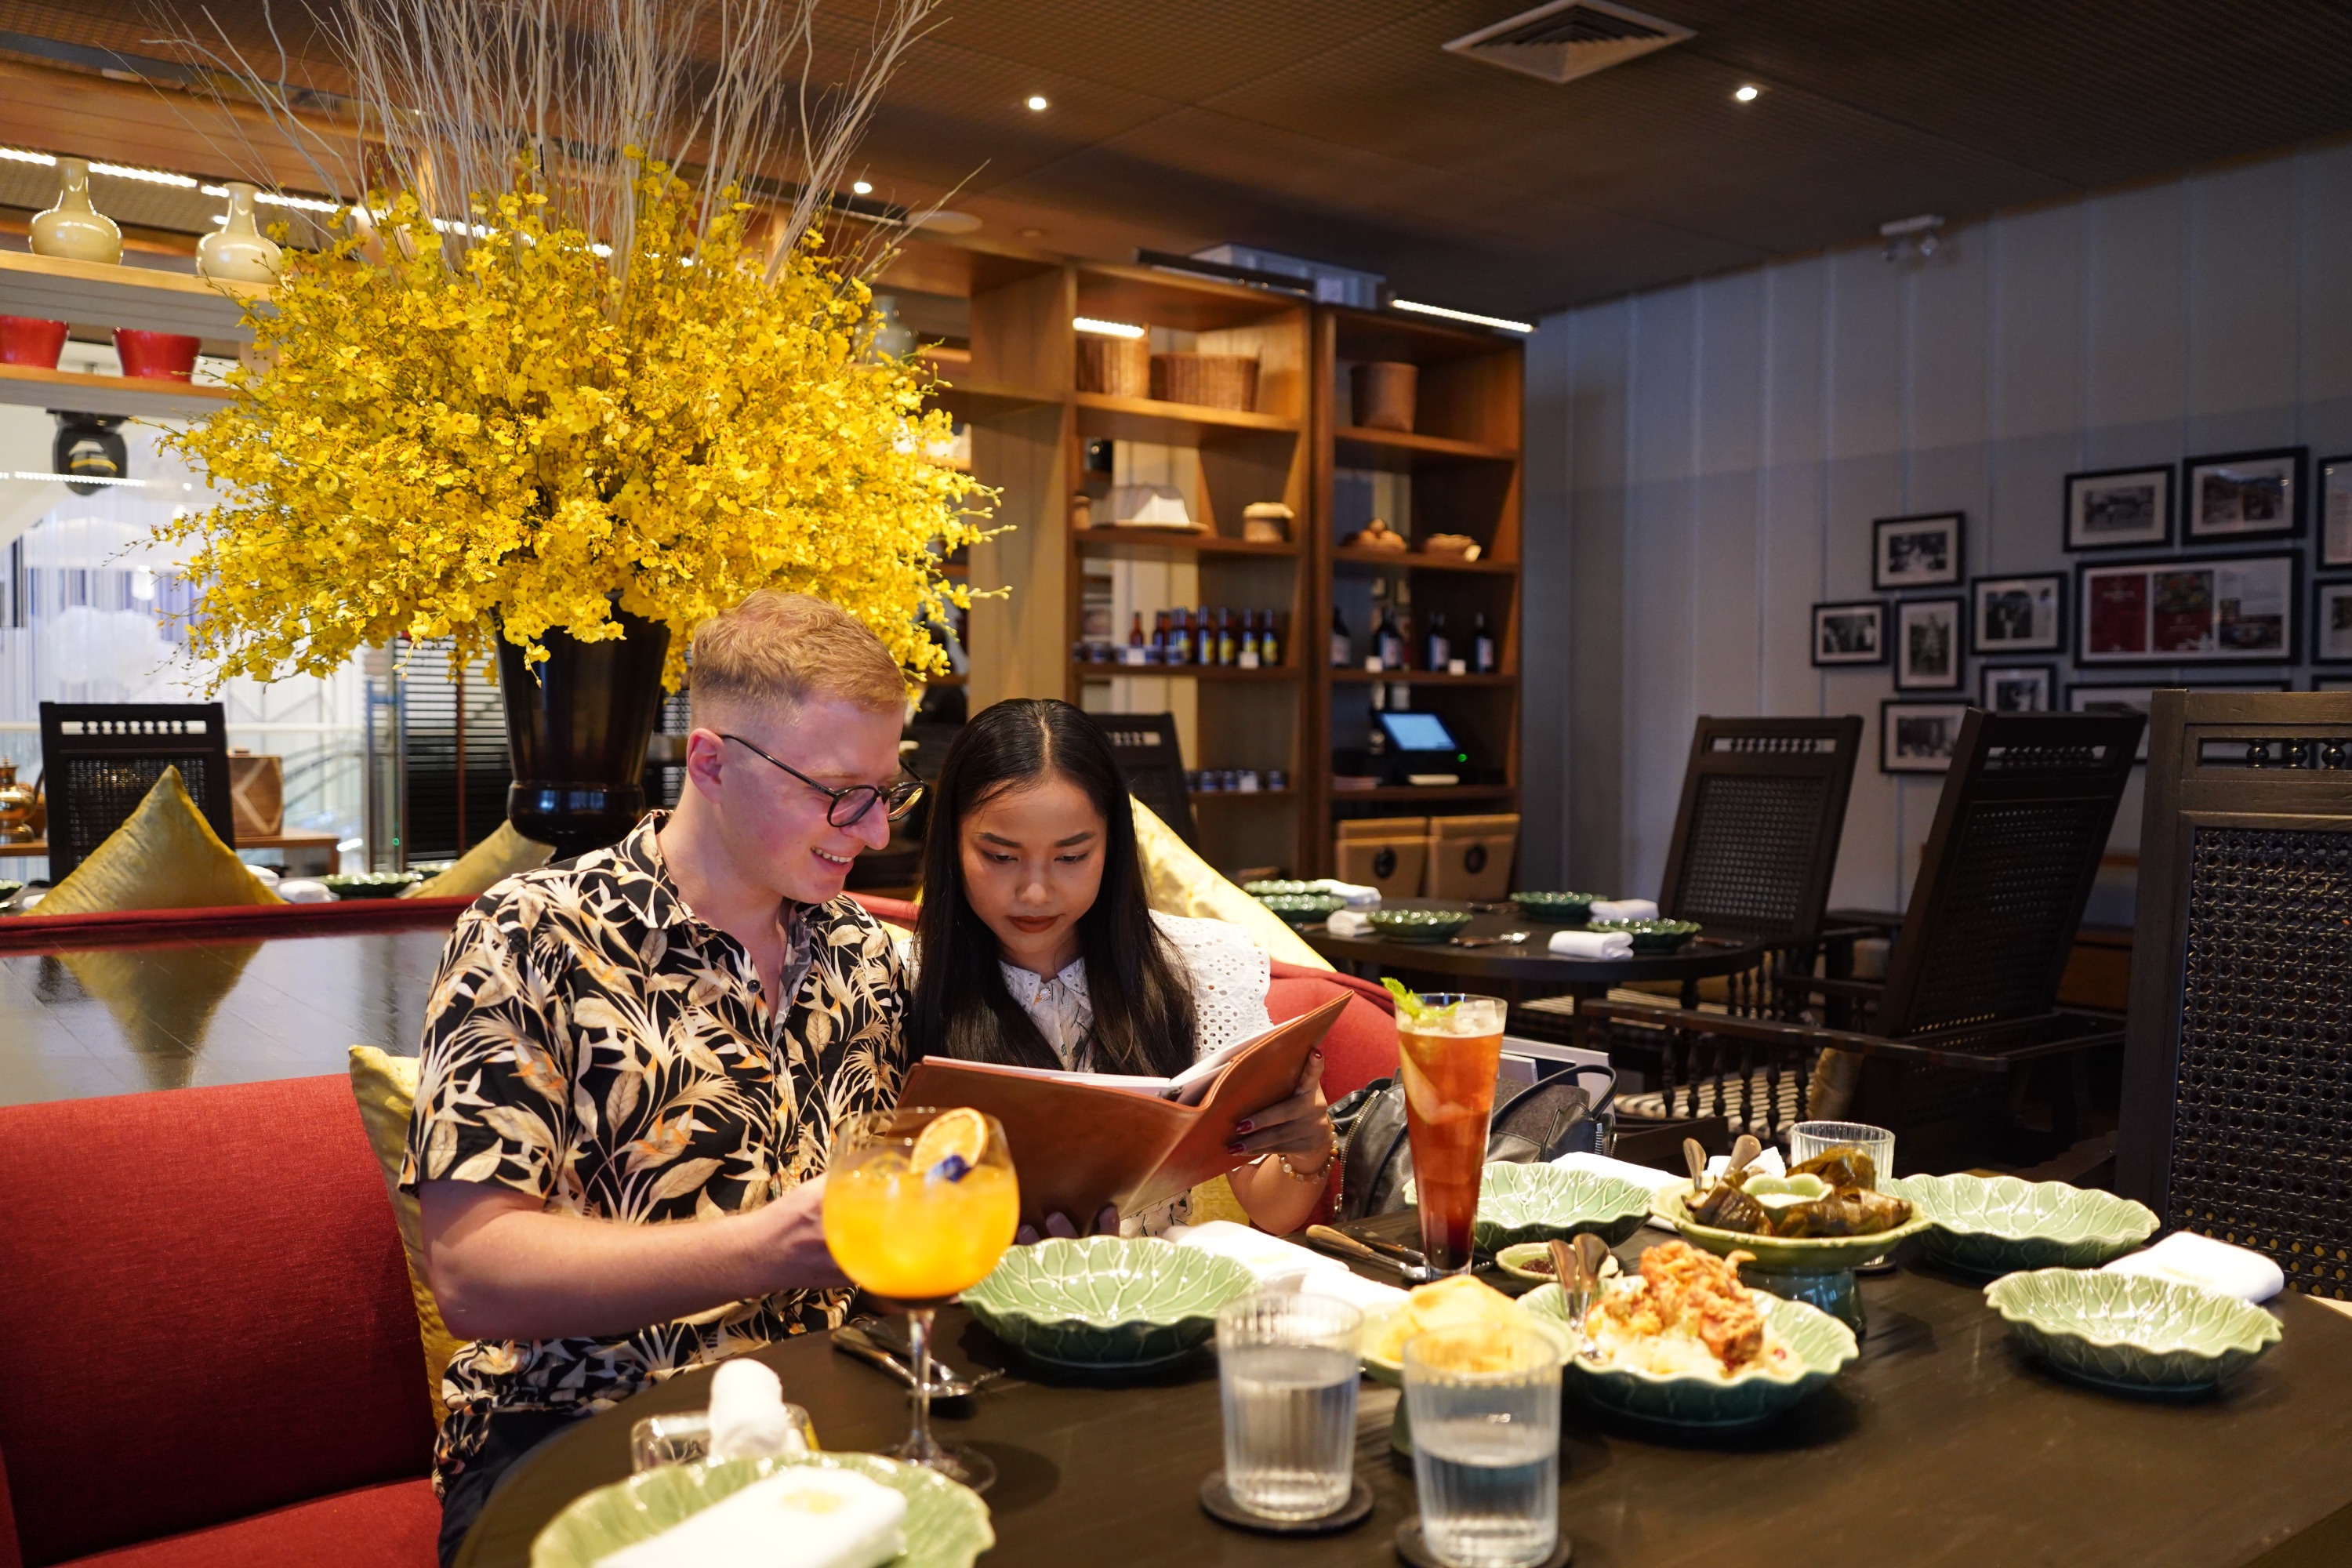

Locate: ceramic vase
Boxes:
[197,183,282,282]
[495,606,671,858]
[29,158,123,265]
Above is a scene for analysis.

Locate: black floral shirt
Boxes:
[400,813,909,1492]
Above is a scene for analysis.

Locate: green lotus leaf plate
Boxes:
[1653,1181,1932,1272]
[1984,1267,2281,1392]
[530,1453,993,1568]
[1510,891,1602,923]
[1366,908,1473,942]
[1256,891,1348,926]
[317,870,424,900]
[1474,1162,1655,1254]
[1587,917,1704,953]
[1520,1282,1858,1427]
[1885,1173,2159,1276]
[1244,879,1320,896]
[960,1236,1257,1368]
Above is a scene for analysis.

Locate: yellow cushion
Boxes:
[400,820,554,901]
[38,766,282,916]
[1130,797,1331,971]
[347,1044,460,1427]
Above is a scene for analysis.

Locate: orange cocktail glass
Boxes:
[1396,995,1508,1277]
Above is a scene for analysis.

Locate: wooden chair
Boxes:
[2116,691,2352,1301]
[1587,708,2144,1171]
[1095,713,1200,849]
[38,702,235,879]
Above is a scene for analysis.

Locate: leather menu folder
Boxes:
[898,993,1350,1225]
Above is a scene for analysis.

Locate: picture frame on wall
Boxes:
[1970,573,2063,653]
[1893,596,1965,690]
[2076,553,2297,666]
[1873,513,1964,590]
[1881,699,1969,773]
[2314,580,2352,664]
[2320,455,2352,568]
[2067,679,2292,761]
[1810,601,1887,666]
[2182,447,2305,543]
[1980,664,2056,713]
[2064,465,2172,551]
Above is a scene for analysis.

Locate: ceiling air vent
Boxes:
[1443,0,1693,85]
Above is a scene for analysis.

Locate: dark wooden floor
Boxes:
[0,929,449,1105]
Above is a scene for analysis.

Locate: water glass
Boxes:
[628,1406,814,1472]
[1403,1323,1561,1568]
[1215,1290,1365,1520]
[1789,1120,1896,1185]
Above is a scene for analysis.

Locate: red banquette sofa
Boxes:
[0,895,1395,1568]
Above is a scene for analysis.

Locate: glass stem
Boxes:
[906,1306,936,1456]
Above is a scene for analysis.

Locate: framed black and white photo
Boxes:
[1893,596,1965,690]
[1873,512,1965,590]
[1881,700,1969,773]
[1810,601,1887,666]
[2315,580,2352,664]
[2183,447,2305,543]
[2065,465,2172,552]
[2068,680,2292,761]
[2320,455,2352,568]
[1970,573,2063,653]
[1980,664,2056,713]
[2076,553,2297,666]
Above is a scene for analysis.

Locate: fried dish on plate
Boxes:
[1691,1145,1915,1240]
[1583,1240,1796,1380]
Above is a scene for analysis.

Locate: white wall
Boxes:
[1523,138,2352,916]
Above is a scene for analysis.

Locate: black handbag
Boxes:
[1328,1063,1616,1222]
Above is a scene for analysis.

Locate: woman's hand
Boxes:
[1226,1050,1332,1163]
[1014,1205,1121,1246]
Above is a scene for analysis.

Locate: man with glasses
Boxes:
[401,591,926,1564]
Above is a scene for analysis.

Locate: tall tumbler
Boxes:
[1397,995,1508,1277]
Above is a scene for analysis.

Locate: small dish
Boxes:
[1366,908,1473,943]
[959,1236,1255,1368]
[1520,1282,1857,1427]
[1475,1163,1655,1254]
[1356,1298,1573,1386]
[1256,891,1348,927]
[317,871,424,900]
[1243,879,1319,896]
[1508,891,1602,924]
[1886,1173,2158,1276]
[1651,1181,1932,1272]
[1586,918,1703,953]
[1984,1268,2281,1392]
[529,1453,993,1568]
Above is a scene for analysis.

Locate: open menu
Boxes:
[897,993,1349,1224]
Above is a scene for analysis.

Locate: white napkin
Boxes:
[1588,898,1659,923]
[596,1465,905,1568]
[1704,1147,1786,1181]
[1325,909,1374,938]
[706,1358,800,1462]
[276,879,337,903]
[1168,1221,1407,1310]
[2103,1230,2285,1303]
[1548,929,1633,960]
[1310,879,1381,908]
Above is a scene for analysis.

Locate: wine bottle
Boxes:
[1196,605,1215,666]
[1127,611,1147,666]
[1425,610,1450,673]
[1216,608,1237,666]
[1329,607,1350,668]
[1377,606,1405,672]
[1167,608,1191,666]
[1261,610,1282,666]
[1472,611,1497,673]
[1238,610,1261,668]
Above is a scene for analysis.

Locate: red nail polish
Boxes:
[1235,1120,1254,1134]
[1226,1142,1246,1156]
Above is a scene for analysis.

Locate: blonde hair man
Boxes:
[401,593,919,1565]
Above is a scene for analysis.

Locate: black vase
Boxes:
[495,608,671,859]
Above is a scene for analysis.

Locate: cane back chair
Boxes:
[1588,708,2144,1171]
[38,702,235,879]
[1096,713,1200,849]
[2117,691,2352,1301]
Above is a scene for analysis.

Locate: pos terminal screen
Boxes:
[1379,712,1461,754]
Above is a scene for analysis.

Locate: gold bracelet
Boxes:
[1274,1138,1337,1183]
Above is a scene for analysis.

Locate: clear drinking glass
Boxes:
[1788,1120,1896,1185]
[1403,1323,1561,1568]
[1214,1291,1365,1520]
[628,1406,815,1472]
[1396,994,1509,1278]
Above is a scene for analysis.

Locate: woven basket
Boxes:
[1351,361,1417,431]
[1151,353,1257,412]
[1076,335,1149,397]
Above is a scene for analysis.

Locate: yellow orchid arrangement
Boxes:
[162,158,986,691]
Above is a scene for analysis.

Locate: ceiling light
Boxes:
[851,180,873,195]
[1074,317,1146,339]
[1025,94,1049,111]
[0,147,56,166]
[1389,299,1534,334]
[10,470,148,488]
[89,160,197,188]
[1733,83,1760,102]
[199,183,341,213]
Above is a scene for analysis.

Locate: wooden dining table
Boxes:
[455,1215,2352,1568]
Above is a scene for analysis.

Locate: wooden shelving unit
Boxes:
[0,361,233,419]
[0,249,263,342]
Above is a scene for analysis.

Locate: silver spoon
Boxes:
[832,1323,996,1398]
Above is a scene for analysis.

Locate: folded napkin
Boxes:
[597,1465,905,1568]
[2103,1230,2285,1303]
[1309,878,1382,908]
[1548,929,1633,960]
[1325,909,1374,938]
[1169,1221,1407,1310]
[1588,898,1659,923]
[706,1357,803,1462]
[278,879,336,903]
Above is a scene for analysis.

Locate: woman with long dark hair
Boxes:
[908,699,1334,1236]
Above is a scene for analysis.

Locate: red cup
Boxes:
[0,316,69,369]
[113,328,202,381]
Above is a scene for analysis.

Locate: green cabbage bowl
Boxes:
[1521,1282,1857,1427]
[1885,1173,2158,1276]
[1984,1268,2281,1392]
[1653,1180,1932,1272]
[1473,1162,1656,1254]
[959,1236,1257,1369]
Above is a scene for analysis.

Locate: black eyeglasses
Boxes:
[719,733,926,827]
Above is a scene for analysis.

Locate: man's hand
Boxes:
[750,1174,852,1291]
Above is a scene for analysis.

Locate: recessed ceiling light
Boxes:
[1025,94,1048,111]
[1733,83,1760,102]
[1389,299,1534,334]
[1073,317,1146,339]
[851,180,873,195]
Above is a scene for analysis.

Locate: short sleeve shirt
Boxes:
[399,813,909,1493]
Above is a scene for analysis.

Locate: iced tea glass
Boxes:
[1397,994,1508,1278]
